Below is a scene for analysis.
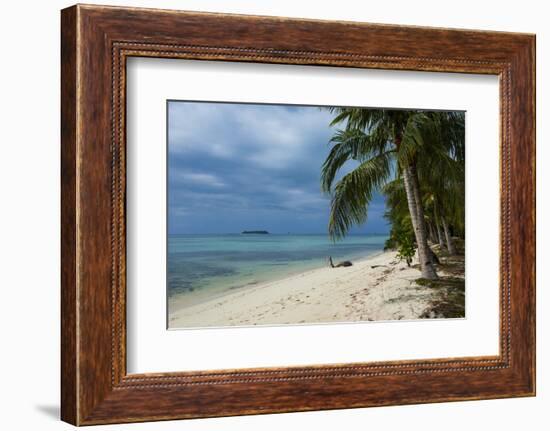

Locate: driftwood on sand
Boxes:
[328,256,353,268]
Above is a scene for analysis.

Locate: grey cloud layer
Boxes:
[168,101,387,234]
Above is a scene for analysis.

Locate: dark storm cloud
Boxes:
[167,101,388,234]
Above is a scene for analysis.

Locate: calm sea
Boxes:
[168,234,387,306]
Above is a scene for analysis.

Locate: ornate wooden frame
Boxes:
[61,4,536,425]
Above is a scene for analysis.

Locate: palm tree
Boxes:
[415,111,465,255]
[381,178,416,266]
[321,108,438,280]
[384,178,441,265]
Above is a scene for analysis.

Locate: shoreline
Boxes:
[169,248,385,310]
[168,249,460,329]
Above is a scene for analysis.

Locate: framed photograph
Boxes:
[61,4,536,425]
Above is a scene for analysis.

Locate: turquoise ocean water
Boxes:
[168,234,387,307]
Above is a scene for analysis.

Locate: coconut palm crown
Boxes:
[321,107,456,280]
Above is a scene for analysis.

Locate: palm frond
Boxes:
[321,129,390,192]
[328,152,392,240]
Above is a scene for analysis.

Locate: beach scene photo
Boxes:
[167,101,465,329]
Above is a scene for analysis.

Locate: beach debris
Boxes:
[328,256,353,268]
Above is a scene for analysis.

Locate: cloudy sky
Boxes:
[167,101,388,235]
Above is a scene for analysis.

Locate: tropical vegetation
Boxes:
[321,108,465,281]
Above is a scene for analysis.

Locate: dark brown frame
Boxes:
[61,4,536,426]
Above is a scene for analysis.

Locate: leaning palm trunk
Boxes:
[402,163,438,280]
[430,223,438,245]
[441,216,457,255]
[436,222,445,249]
[433,205,446,249]
[410,163,439,279]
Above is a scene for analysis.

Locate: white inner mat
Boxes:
[126,58,500,373]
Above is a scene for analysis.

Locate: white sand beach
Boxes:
[169,250,460,328]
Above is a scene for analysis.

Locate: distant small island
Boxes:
[241,230,269,234]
